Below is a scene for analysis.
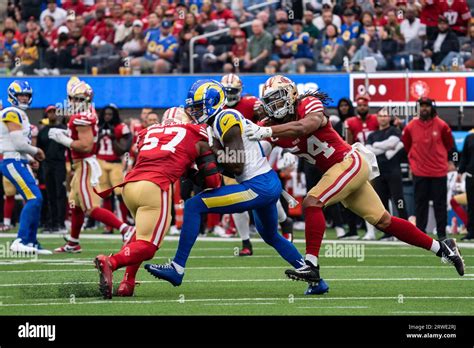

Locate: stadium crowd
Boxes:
[1,0,474,75]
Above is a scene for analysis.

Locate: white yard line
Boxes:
[297,306,369,309]
[1,296,473,308]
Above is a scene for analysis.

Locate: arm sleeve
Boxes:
[10,130,38,156]
[373,135,401,151]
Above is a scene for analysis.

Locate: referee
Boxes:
[458,130,474,240]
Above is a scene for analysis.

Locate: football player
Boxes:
[221,73,293,256]
[97,104,133,229]
[49,77,135,253]
[93,107,221,299]
[144,80,323,291]
[245,75,465,293]
[0,80,50,254]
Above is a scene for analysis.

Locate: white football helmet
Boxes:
[221,73,243,107]
[261,75,298,119]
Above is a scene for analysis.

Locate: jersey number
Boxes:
[99,137,114,155]
[141,127,186,153]
[297,135,335,164]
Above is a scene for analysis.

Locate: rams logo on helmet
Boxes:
[185,80,226,124]
[7,80,33,110]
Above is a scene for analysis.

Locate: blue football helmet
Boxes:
[8,80,33,110]
[185,79,226,124]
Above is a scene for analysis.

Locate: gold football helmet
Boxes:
[261,75,298,119]
[221,73,243,107]
[162,107,191,125]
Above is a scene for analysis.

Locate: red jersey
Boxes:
[401,116,454,177]
[345,114,378,144]
[439,0,471,34]
[124,122,209,191]
[225,95,261,122]
[271,96,352,173]
[97,123,131,162]
[68,110,99,160]
[420,0,440,27]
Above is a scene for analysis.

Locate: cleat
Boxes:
[0,224,12,232]
[94,255,113,299]
[304,278,330,295]
[122,225,135,245]
[54,243,82,253]
[117,280,136,297]
[362,232,376,240]
[10,238,37,254]
[145,262,183,287]
[28,243,52,255]
[437,239,465,276]
[239,247,253,256]
[102,226,113,234]
[285,260,321,283]
[338,232,360,240]
[461,234,474,241]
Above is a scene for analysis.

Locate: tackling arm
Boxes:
[195,140,222,189]
[270,112,326,138]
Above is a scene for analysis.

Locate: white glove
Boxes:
[278,152,297,170]
[48,128,73,148]
[244,122,272,141]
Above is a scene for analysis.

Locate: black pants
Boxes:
[44,161,67,228]
[413,175,447,239]
[466,175,474,236]
[372,172,407,219]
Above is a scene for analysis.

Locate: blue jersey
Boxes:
[275,30,295,59]
[341,21,361,42]
[144,32,178,61]
[293,32,313,59]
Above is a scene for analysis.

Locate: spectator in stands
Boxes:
[256,10,271,29]
[178,12,204,72]
[20,0,42,21]
[84,7,106,42]
[314,7,342,33]
[350,24,387,70]
[400,8,426,43]
[131,20,177,74]
[40,0,68,30]
[402,97,455,240]
[42,15,58,48]
[57,26,90,72]
[461,23,474,67]
[341,9,361,45]
[283,20,314,73]
[419,0,439,38]
[114,10,135,47]
[4,17,22,41]
[111,3,124,25]
[269,19,295,72]
[438,0,471,36]
[302,10,319,42]
[385,9,404,46]
[11,34,39,75]
[243,19,273,72]
[134,3,148,27]
[380,25,400,70]
[342,0,362,20]
[360,11,374,28]
[0,28,20,69]
[62,0,87,16]
[37,105,67,234]
[121,19,146,58]
[423,15,461,70]
[373,2,388,28]
[146,12,161,36]
[210,0,234,29]
[316,23,346,71]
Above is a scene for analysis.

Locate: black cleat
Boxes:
[285,260,321,283]
[461,234,474,241]
[437,239,465,276]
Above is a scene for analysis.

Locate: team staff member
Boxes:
[458,129,474,240]
[37,105,68,233]
[402,97,455,240]
[367,107,407,240]
[344,94,378,145]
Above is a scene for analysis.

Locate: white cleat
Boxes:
[168,225,181,236]
[10,239,37,254]
[362,232,376,240]
[335,226,346,238]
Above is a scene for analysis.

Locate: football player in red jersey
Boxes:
[97,104,133,230]
[93,109,222,299]
[344,94,378,145]
[245,75,465,293]
[48,77,135,253]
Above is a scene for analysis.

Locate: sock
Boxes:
[90,207,124,230]
[242,238,252,249]
[431,240,441,254]
[4,196,15,226]
[123,263,140,283]
[304,206,326,257]
[450,198,468,226]
[233,212,250,241]
[305,254,318,267]
[109,240,157,270]
[382,216,433,250]
[103,197,113,213]
[118,197,129,223]
[69,206,85,244]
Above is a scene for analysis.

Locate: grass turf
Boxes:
[0,228,472,315]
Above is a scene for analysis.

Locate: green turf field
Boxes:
[0,229,472,315]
